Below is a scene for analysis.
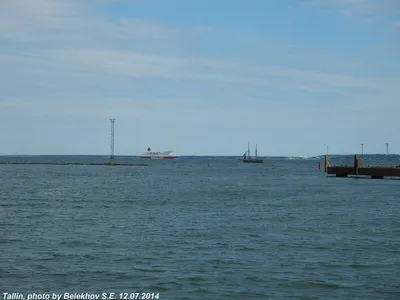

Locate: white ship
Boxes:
[140,147,177,159]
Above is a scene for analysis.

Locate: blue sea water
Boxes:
[1,155,399,300]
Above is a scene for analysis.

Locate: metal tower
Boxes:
[386,143,389,155]
[109,118,115,160]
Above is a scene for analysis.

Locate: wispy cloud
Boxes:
[0,0,182,46]
[0,0,396,93]
[310,0,400,27]
[0,0,399,155]
[1,46,396,101]
[0,0,78,41]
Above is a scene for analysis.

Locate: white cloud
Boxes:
[0,0,78,41]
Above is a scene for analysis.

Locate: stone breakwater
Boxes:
[0,161,148,166]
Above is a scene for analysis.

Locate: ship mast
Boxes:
[255,144,258,159]
[248,141,250,158]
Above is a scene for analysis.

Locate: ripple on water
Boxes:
[1,158,400,299]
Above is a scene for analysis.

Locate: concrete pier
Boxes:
[324,155,400,179]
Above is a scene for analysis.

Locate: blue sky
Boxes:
[0,0,399,156]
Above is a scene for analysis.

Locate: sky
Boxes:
[0,0,399,156]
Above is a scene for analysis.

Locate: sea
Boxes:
[1,155,399,300]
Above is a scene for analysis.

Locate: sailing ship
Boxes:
[242,142,264,163]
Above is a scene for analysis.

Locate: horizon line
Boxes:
[0,153,398,157]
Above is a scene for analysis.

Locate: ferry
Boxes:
[140,147,177,159]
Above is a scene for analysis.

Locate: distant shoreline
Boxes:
[0,154,399,158]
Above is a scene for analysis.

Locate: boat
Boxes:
[242,142,263,163]
[140,147,177,159]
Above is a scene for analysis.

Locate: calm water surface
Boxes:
[1,156,399,299]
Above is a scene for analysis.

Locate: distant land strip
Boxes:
[0,162,149,167]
